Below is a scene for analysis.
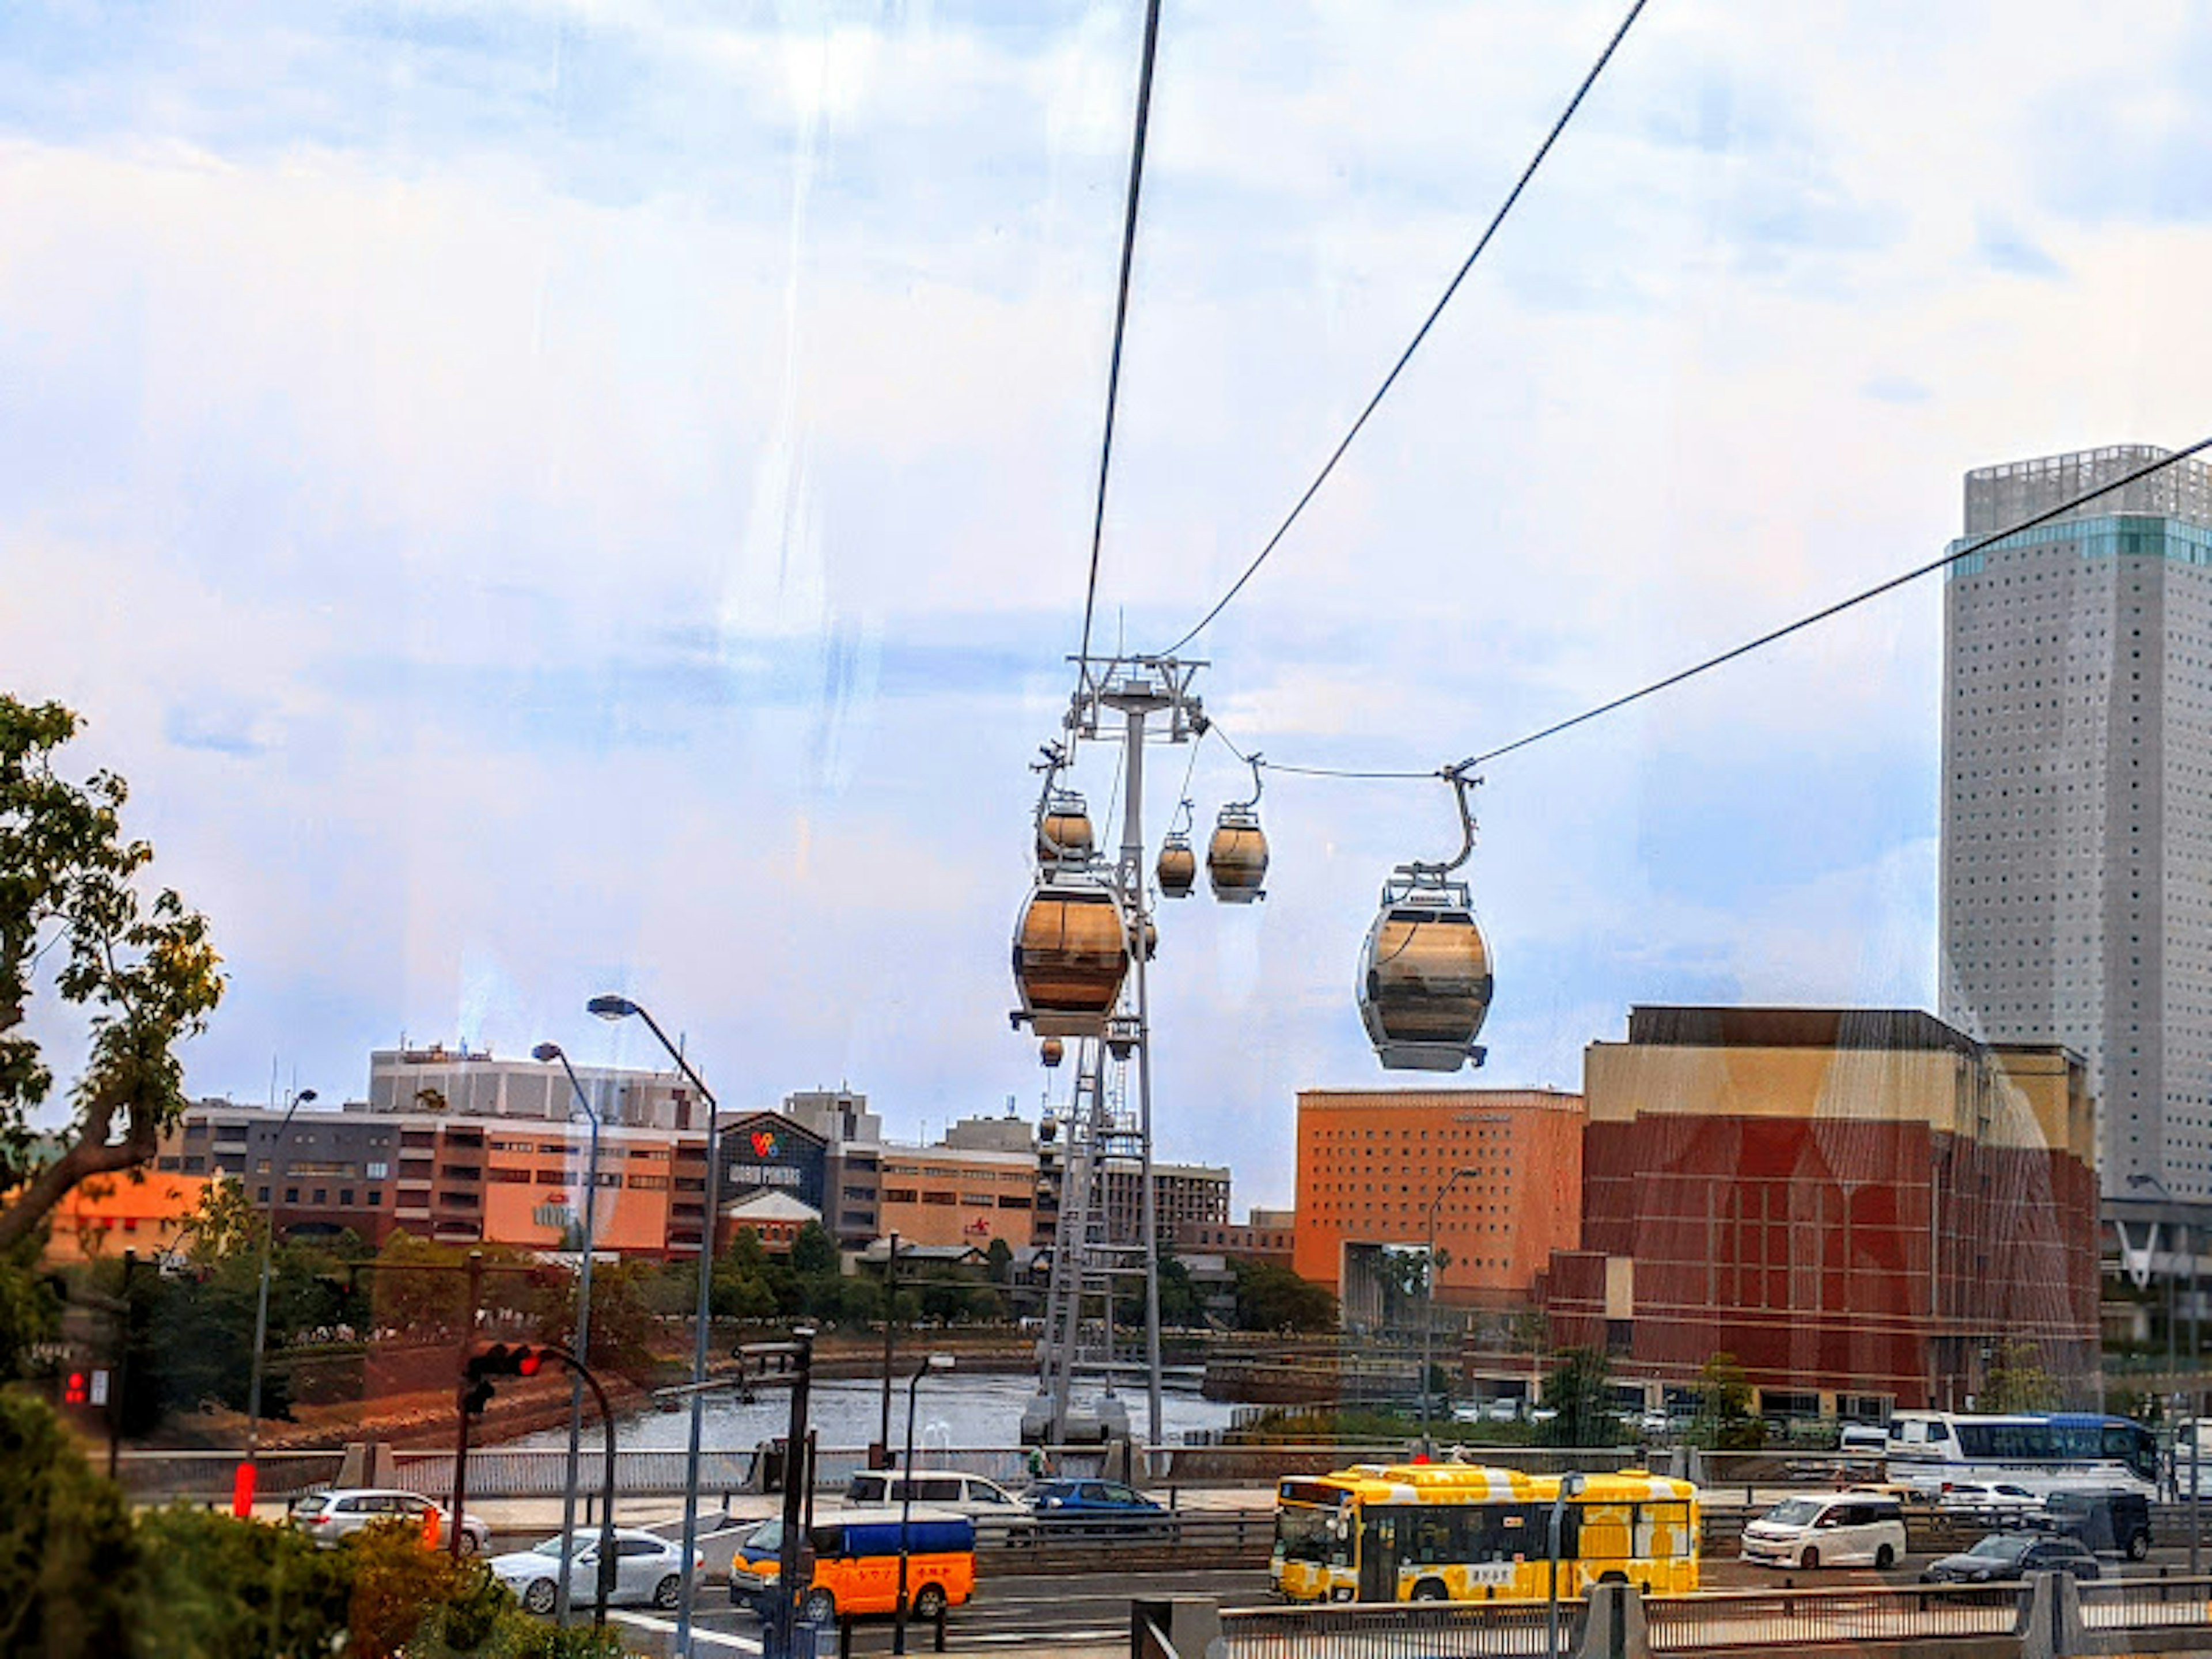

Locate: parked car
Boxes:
[1486,1397,1523,1424]
[1937,1482,2045,1525]
[2038,1490,2153,1560]
[288,1488,490,1555]
[843,1470,1025,1519]
[1922,1531,2101,1584]
[490,1529,701,1615]
[1838,1424,1888,1455]
[1022,1479,1178,1539]
[1740,1493,1907,1571]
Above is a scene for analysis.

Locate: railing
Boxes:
[2080,1572,2212,1630]
[978,1509,1275,1567]
[1642,1584,2023,1652]
[111,1449,347,1503]
[1219,1601,1577,1658]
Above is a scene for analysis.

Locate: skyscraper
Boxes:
[1940,446,2212,1198]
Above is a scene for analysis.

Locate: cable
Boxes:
[1207,721,1433,781]
[1454,435,2212,771]
[1157,0,1651,657]
[1077,0,1165,672]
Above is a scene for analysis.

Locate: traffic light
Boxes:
[461,1343,544,1416]
[63,1370,89,1406]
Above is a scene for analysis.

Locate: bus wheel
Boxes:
[802,1588,836,1624]
[913,1584,948,1619]
[1411,1580,1448,1602]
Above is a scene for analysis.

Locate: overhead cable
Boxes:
[1157,0,1652,657]
[1076,0,1166,671]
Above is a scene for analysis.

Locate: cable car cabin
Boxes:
[1156,834,1197,899]
[1359,876,1492,1071]
[1040,1037,1066,1069]
[1037,793,1094,865]
[1207,805,1268,903]
[1011,874,1130,1037]
[1129,913,1158,961]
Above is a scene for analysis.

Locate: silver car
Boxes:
[489,1529,702,1615]
[288,1487,490,1555]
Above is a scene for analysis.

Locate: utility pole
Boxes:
[877,1232,900,1468]
[450,1249,483,1558]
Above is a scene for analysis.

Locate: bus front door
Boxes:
[1358,1510,1401,1603]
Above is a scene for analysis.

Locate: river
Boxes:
[507,1374,1247,1453]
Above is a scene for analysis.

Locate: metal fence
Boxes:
[1219,1601,1578,1658]
[2080,1572,2212,1631]
[1642,1585,2022,1652]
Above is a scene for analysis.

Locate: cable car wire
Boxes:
[1209,721,1433,781]
[1076,0,1166,672]
[1156,0,1652,658]
[1452,435,2212,772]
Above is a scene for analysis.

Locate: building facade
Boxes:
[1545,1006,2101,1414]
[1094,1159,1230,1247]
[1176,1209,1295,1267]
[368,1044,711,1132]
[1939,446,2212,1198]
[1294,1088,1584,1309]
[876,1142,1040,1249]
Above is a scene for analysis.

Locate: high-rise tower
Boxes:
[1940,446,2212,1198]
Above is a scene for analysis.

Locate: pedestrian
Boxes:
[1026,1445,1047,1483]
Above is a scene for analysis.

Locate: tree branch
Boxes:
[0,1095,154,1254]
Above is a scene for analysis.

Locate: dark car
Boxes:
[2040,1490,2152,1560]
[1922,1531,2102,1584]
[1022,1479,1178,1540]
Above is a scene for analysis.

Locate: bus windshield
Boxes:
[1277,1505,1351,1568]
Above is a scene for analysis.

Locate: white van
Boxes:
[1839,1425,1888,1456]
[1740,1493,1907,1571]
[843,1470,1024,1518]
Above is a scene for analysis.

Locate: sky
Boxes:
[6,0,2212,1210]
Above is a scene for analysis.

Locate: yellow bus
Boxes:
[1272,1464,1700,1605]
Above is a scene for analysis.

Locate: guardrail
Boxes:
[976,1510,1276,1571]
[1642,1583,2022,1652]
[1217,1600,1574,1658]
[2080,1571,2212,1631]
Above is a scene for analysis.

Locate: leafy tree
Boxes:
[0,1227,60,1380]
[790,1220,839,1277]
[1230,1260,1337,1332]
[0,697,226,1253]
[1983,1338,2062,1412]
[1691,1351,1764,1449]
[1536,1347,1618,1447]
[134,1504,352,1659]
[984,1236,1014,1283]
[0,1391,139,1657]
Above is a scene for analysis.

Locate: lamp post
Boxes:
[1420,1166,1479,1457]
[893,1353,955,1656]
[535,1042,608,1626]
[2131,1172,2179,1469]
[1548,1470,1588,1657]
[877,1232,902,1468]
[588,994,723,1657]
[243,1086,317,1508]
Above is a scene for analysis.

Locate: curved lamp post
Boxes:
[588,994,722,1654]
[1419,1166,1479,1457]
[535,1041,609,1626]
[244,1086,317,1505]
[893,1353,955,1655]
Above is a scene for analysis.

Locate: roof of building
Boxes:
[1624,1005,1983,1058]
[721,1191,821,1225]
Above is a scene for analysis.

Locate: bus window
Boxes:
[1408,1509,1457,1567]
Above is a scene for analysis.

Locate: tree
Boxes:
[790,1220,839,1277]
[134,1504,352,1659]
[1536,1347,1618,1447]
[1691,1351,1764,1449]
[1230,1260,1337,1332]
[1983,1338,2062,1412]
[0,1391,139,1656]
[984,1237,1014,1284]
[0,698,226,1252]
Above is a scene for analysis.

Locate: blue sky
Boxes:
[7,1,2212,1207]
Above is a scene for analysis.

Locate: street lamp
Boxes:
[1548,1470,1588,1656]
[1420,1167,1480,1457]
[877,1232,903,1468]
[243,1086,316,1508]
[588,994,722,1654]
[535,1041,612,1627]
[893,1353,956,1656]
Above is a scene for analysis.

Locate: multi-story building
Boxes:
[1176,1207,1295,1267]
[1938,446,2212,1198]
[1545,1006,2101,1415]
[876,1141,1040,1250]
[1294,1088,1584,1310]
[366,1043,711,1132]
[1094,1159,1230,1247]
[43,1171,215,1265]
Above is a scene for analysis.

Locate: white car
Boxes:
[288,1488,490,1555]
[1740,1493,1907,1570]
[842,1469,1025,1517]
[1937,1482,2044,1523]
[1486,1398,1523,1424]
[490,1529,703,1615]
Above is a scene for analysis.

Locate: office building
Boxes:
[1544,1006,2100,1414]
[366,1043,710,1132]
[1294,1088,1584,1312]
[1939,446,2212,1197]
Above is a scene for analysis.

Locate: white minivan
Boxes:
[1740,1493,1907,1571]
[843,1469,1024,1518]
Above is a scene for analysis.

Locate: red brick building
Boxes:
[1545,1007,2100,1415]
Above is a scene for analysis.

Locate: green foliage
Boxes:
[1230,1259,1338,1332]
[1536,1347,1618,1447]
[789,1220,839,1277]
[1983,1338,2063,1412]
[0,695,227,1252]
[0,1391,139,1658]
[0,1231,60,1380]
[984,1237,1014,1283]
[1690,1351,1764,1450]
[134,1503,352,1659]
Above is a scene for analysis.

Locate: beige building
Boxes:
[876,1142,1040,1249]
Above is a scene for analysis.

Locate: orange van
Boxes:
[730,1507,976,1625]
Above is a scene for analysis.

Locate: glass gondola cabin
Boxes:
[1011,873,1130,1038]
[1274,1464,1699,1605]
[1156,834,1197,899]
[1359,877,1493,1071]
[1207,805,1267,902]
